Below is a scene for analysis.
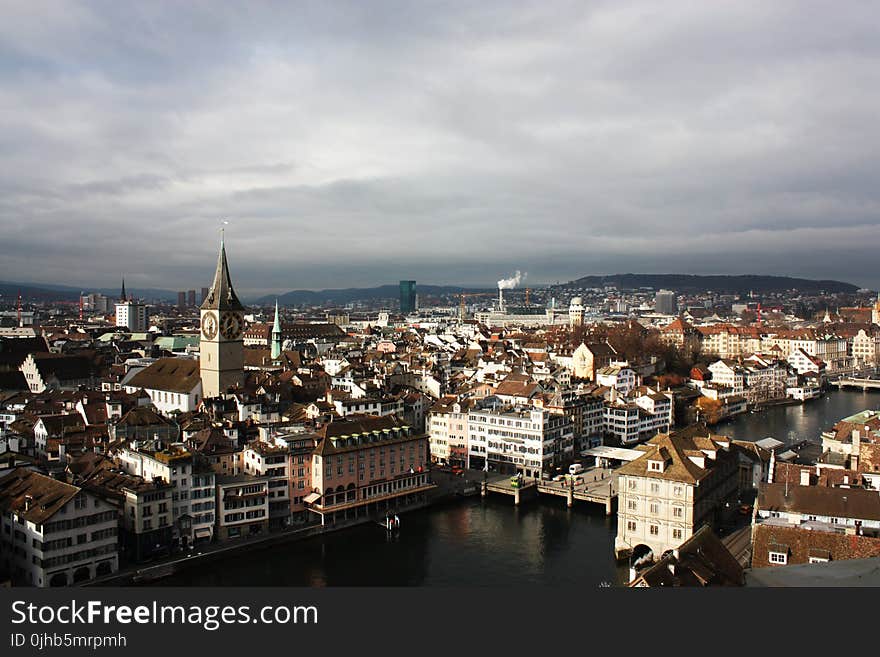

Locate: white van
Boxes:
[569,463,584,476]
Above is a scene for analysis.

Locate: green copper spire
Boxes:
[271,299,282,359]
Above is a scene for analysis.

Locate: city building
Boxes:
[615,428,739,559]
[124,358,203,415]
[751,481,880,568]
[116,442,215,546]
[568,296,584,327]
[305,414,433,526]
[467,400,572,477]
[399,280,417,314]
[215,473,270,540]
[0,468,118,587]
[655,290,677,315]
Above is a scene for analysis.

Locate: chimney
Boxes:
[851,429,861,471]
[800,469,810,487]
[24,494,33,512]
[767,449,776,483]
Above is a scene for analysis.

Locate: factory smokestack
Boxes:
[497,270,526,312]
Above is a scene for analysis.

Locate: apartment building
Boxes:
[0,468,118,587]
[305,414,432,526]
[467,401,572,477]
[116,442,215,546]
[752,482,880,568]
[427,396,471,467]
[215,474,270,540]
[243,442,291,529]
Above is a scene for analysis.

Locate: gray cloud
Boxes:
[1,1,880,295]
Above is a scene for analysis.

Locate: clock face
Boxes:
[201,311,218,340]
[220,312,243,340]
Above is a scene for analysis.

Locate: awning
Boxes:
[303,492,321,504]
[194,528,212,538]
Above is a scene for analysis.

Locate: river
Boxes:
[158,389,880,587]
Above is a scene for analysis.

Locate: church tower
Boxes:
[873,293,880,326]
[200,232,246,398]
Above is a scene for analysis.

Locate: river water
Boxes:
[160,389,879,587]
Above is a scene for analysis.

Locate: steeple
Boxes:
[271,299,282,360]
[120,278,127,302]
[200,231,245,311]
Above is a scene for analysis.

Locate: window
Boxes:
[649,503,659,515]
[627,500,637,511]
[673,486,683,497]
[627,479,636,490]
[672,529,682,540]
[649,525,659,536]
[769,551,787,564]
[809,556,829,564]
[650,483,660,494]
[673,507,683,518]
[626,521,636,532]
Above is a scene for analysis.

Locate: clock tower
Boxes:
[200,232,246,398]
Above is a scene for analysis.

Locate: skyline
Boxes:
[3,2,880,293]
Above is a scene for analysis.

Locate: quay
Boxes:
[480,467,618,515]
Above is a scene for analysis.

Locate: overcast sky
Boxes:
[2,1,880,295]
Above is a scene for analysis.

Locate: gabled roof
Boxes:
[126,357,201,394]
[0,468,82,525]
[757,482,880,521]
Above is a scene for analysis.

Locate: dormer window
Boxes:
[648,460,665,473]
[769,551,787,565]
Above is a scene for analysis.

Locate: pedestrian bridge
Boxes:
[833,378,880,391]
[482,468,617,515]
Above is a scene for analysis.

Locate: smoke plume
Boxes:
[497,270,526,289]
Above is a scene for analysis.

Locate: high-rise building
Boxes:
[116,279,147,331]
[655,289,677,315]
[399,280,417,314]
[187,290,196,307]
[200,234,246,398]
[201,287,209,305]
[177,291,186,309]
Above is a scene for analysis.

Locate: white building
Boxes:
[596,365,638,396]
[116,443,215,545]
[0,468,119,587]
[124,357,203,415]
[116,300,148,332]
[467,402,572,478]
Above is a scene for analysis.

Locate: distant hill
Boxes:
[554,274,859,295]
[0,280,178,303]
[256,284,493,306]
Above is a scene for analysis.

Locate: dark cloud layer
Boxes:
[1,1,879,294]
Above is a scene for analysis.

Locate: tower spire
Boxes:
[271,299,282,360]
[120,278,127,302]
[200,230,245,311]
